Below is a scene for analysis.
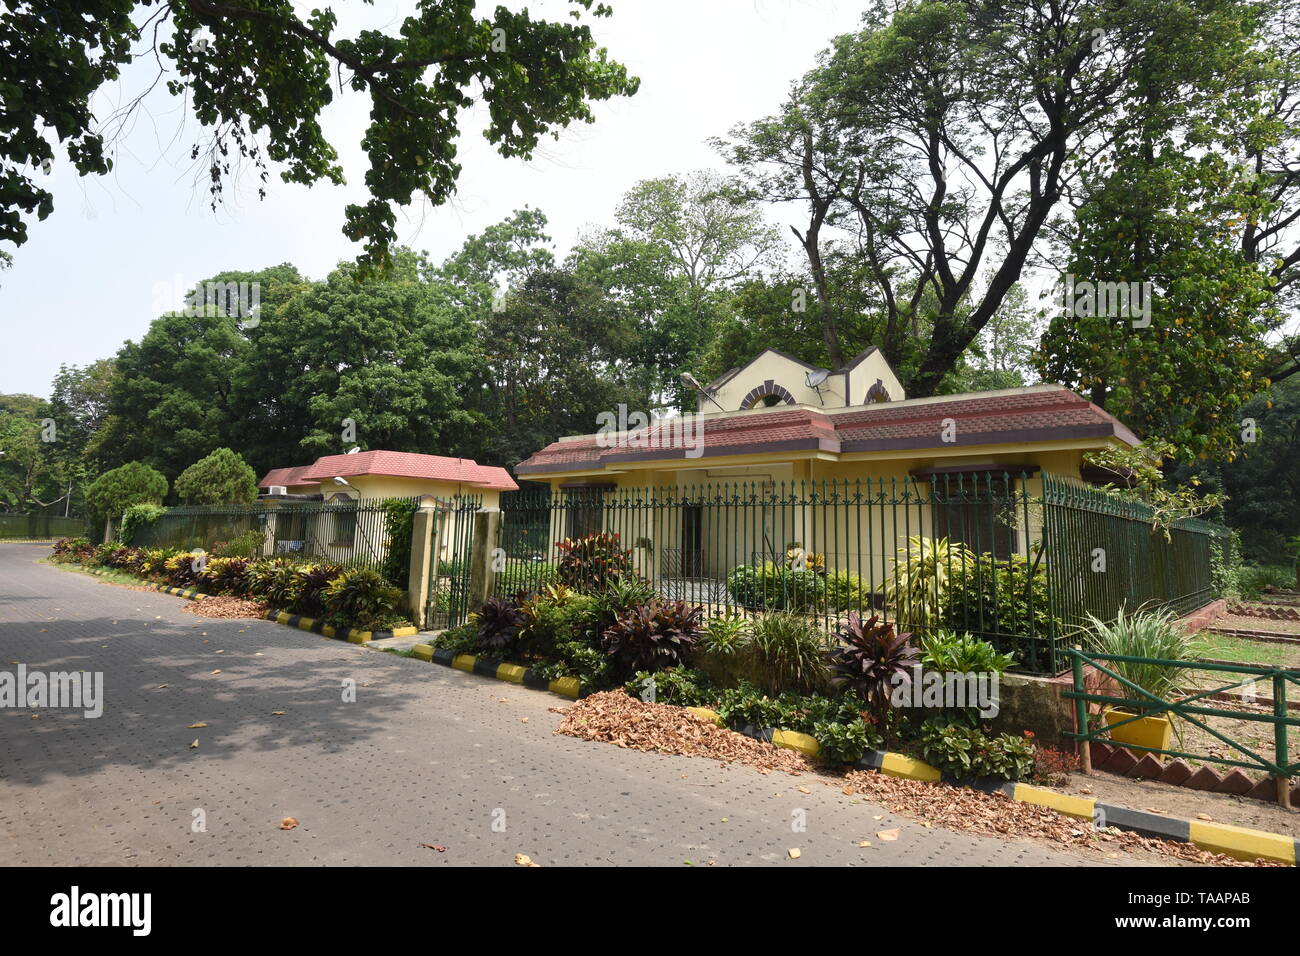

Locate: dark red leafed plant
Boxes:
[601,599,703,679]
[472,593,529,658]
[828,612,919,714]
[555,531,632,592]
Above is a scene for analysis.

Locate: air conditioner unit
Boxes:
[268,485,288,495]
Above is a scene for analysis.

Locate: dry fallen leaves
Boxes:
[183,596,268,619]
[553,691,810,775]
[787,848,801,859]
[188,722,207,729]
[280,817,299,830]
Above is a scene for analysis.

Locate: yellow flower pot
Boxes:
[1104,708,1172,752]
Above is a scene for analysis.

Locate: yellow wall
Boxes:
[711,348,905,410]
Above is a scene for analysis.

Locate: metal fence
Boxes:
[422,496,481,631]
[1042,474,1220,641]
[490,473,1225,676]
[1065,648,1297,804]
[0,514,89,540]
[128,497,420,584]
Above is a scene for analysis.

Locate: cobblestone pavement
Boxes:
[0,543,1154,867]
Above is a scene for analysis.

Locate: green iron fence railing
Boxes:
[1064,647,1298,804]
[0,514,89,540]
[492,473,1225,676]
[423,496,480,631]
[1041,474,1219,641]
[128,497,421,585]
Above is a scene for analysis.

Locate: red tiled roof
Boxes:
[514,386,1139,475]
[257,465,320,488]
[294,450,518,491]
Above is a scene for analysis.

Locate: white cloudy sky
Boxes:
[0,0,868,399]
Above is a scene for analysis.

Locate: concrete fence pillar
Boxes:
[467,509,500,610]
[407,497,443,628]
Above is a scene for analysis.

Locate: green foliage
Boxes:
[938,551,1060,644]
[812,719,873,766]
[293,563,345,617]
[555,531,633,592]
[600,600,703,680]
[828,612,919,714]
[917,722,1035,781]
[518,589,600,661]
[725,562,826,612]
[322,568,402,629]
[380,500,416,587]
[215,529,266,559]
[2,2,637,268]
[434,623,480,658]
[624,667,716,707]
[745,612,831,696]
[247,558,304,608]
[1083,442,1225,536]
[715,681,788,731]
[1083,605,1199,711]
[919,630,1016,675]
[885,536,975,631]
[824,569,870,613]
[1209,529,1244,599]
[85,462,167,524]
[694,613,751,687]
[591,575,657,629]
[173,448,259,505]
[119,503,165,545]
[1238,564,1297,598]
[200,556,254,596]
[50,537,93,563]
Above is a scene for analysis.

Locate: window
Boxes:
[927,472,1023,560]
[330,494,357,547]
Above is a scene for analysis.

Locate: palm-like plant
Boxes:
[884,536,976,631]
[829,612,919,714]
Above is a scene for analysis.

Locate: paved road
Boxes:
[0,543,1144,867]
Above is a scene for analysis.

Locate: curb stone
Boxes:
[414,644,586,699]
[689,706,1296,867]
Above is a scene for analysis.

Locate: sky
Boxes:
[0,0,868,400]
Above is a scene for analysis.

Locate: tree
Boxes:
[174,447,259,504]
[722,0,1268,395]
[85,461,168,525]
[0,394,69,513]
[966,283,1037,392]
[1,0,637,268]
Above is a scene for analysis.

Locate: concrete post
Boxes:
[407,497,442,629]
[467,509,500,610]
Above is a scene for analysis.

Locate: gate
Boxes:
[423,496,478,630]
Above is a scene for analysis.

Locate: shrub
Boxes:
[472,594,529,659]
[828,612,919,714]
[919,629,1016,674]
[247,558,304,608]
[716,681,788,730]
[1083,605,1197,712]
[624,667,716,707]
[85,462,168,529]
[138,547,175,577]
[726,562,826,612]
[434,622,480,657]
[885,536,975,631]
[938,550,1062,643]
[591,575,657,630]
[601,599,703,679]
[323,568,402,629]
[293,562,344,616]
[555,531,632,592]
[518,587,600,660]
[51,537,93,563]
[917,721,1035,781]
[173,447,259,505]
[824,569,871,613]
[379,499,416,586]
[164,552,203,586]
[532,640,613,688]
[695,613,751,687]
[496,560,559,595]
[1031,743,1080,786]
[200,556,253,595]
[812,719,873,765]
[215,529,266,559]
[745,612,831,696]
[120,503,165,545]
[1238,563,1295,598]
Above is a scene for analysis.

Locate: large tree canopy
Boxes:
[0,0,638,267]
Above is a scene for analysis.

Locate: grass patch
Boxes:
[1194,631,1300,668]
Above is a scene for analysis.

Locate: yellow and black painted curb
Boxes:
[682,706,1296,867]
[259,609,417,645]
[412,643,585,700]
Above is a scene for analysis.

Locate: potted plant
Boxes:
[1083,605,1197,752]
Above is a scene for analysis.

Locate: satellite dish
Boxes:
[805,368,831,405]
[346,446,361,455]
